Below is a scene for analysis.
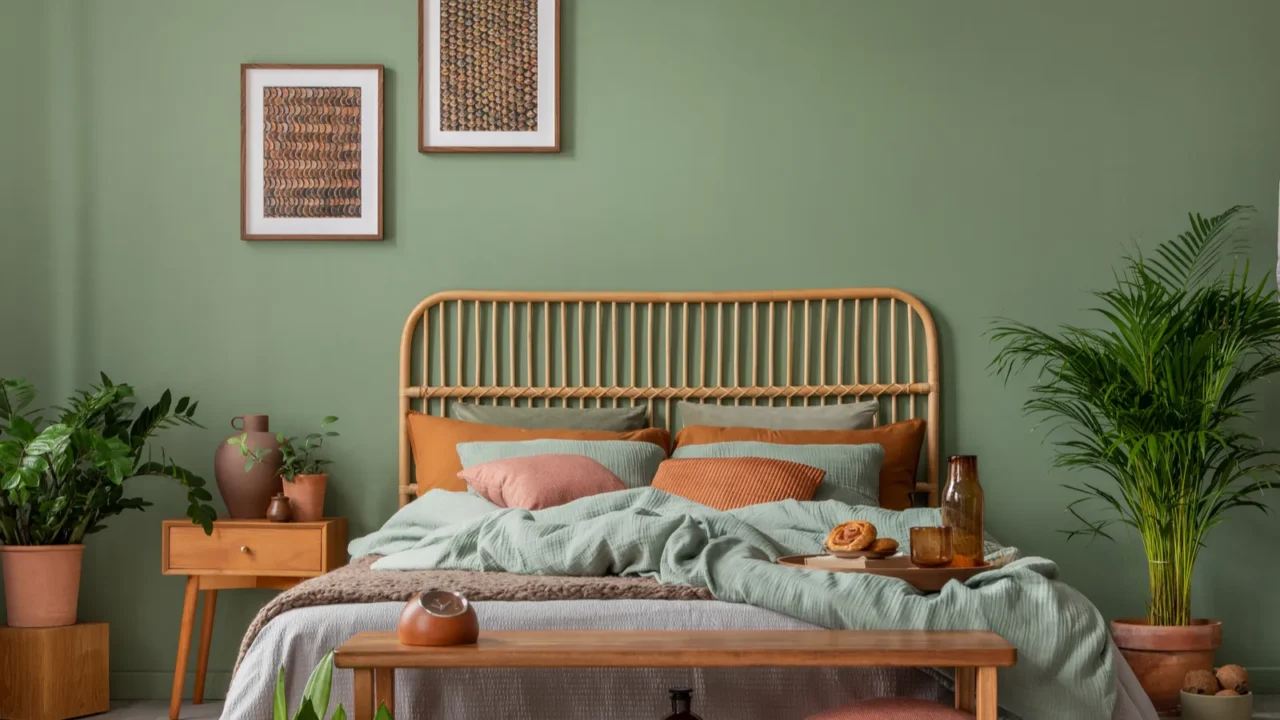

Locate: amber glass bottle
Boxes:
[941,455,984,567]
[662,688,703,720]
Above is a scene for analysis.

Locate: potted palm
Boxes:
[233,416,338,522]
[0,375,217,627]
[990,206,1280,713]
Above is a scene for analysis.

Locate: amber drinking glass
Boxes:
[909,526,954,568]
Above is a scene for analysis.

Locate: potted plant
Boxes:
[233,416,338,522]
[0,375,217,627]
[272,650,392,720]
[990,206,1280,713]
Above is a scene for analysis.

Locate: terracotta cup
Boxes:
[284,473,328,522]
[1,544,85,627]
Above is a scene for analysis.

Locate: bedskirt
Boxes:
[222,599,1156,720]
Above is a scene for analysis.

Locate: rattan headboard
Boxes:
[399,289,940,507]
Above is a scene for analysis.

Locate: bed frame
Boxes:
[398,289,940,507]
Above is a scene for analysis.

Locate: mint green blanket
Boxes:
[350,488,1114,719]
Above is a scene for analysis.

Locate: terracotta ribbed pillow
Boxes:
[406,412,670,496]
[672,419,926,511]
[650,457,826,511]
[458,454,627,510]
[806,698,972,719]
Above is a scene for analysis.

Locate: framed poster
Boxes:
[419,0,561,152]
[241,64,384,240]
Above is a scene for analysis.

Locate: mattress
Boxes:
[223,599,1157,720]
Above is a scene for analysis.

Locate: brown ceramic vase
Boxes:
[1111,618,1221,715]
[283,473,327,522]
[1,544,84,627]
[214,414,283,518]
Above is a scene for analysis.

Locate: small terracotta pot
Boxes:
[1,544,85,627]
[1111,618,1221,715]
[1179,690,1252,720]
[283,473,327,522]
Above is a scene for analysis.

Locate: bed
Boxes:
[222,288,1158,720]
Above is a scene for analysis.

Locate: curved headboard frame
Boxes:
[399,288,941,508]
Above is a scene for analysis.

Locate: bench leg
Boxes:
[375,668,395,716]
[976,666,997,720]
[353,668,374,720]
[954,667,976,711]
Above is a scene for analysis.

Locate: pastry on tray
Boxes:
[868,538,899,553]
[825,520,877,552]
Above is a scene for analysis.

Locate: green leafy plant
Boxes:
[0,374,217,544]
[990,206,1280,626]
[274,650,392,720]
[230,416,339,482]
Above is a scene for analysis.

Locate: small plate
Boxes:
[826,548,896,560]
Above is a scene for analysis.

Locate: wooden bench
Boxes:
[333,629,1017,719]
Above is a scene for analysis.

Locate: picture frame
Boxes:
[241,64,384,240]
[418,0,561,153]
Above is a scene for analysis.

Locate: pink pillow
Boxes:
[457,454,627,510]
[806,699,972,719]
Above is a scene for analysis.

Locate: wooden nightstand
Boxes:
[161,517,347,720]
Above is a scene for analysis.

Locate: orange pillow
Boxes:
[406,412,670,495]
[651,457,826,511]
[672,419,926,511]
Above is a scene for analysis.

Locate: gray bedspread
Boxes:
[223,599,1157,720]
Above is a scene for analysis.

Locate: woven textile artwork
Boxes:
[439,0,539,132]
[262,86,362,218]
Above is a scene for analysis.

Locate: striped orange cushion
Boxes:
[650,457,825,510]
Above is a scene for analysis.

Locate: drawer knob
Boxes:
[240,546,250,554]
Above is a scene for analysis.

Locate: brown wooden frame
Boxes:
[398,288,942,507]
[240,63,385,241]
[418,0,562,153]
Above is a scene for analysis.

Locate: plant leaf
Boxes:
[299,650,334,718]
[273,666,288,720]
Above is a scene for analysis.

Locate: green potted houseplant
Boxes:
[233,416,338,522]
[272,650,392,720]
[0,375,217,627]
[990,206,1280,713]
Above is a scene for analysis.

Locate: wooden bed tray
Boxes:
[335,629,1014,720]
[398,289,941,505]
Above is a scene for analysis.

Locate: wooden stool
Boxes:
[0,623,109,720]
[807,698,976,718]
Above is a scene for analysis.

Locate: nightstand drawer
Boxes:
[167,526,323,575]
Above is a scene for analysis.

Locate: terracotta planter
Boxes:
[214,414,283,518]
[1,545,84,627]
[1179,690,1252,720]
[1111,618,1221,715]
[283,473,328,522]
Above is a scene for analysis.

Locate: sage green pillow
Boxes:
[456,439,667,489]
[677,400,878,431]
[452,403,648,431]
[671,441,884,507]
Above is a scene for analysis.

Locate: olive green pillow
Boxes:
[676,399,878,431]
[451,402,648,431]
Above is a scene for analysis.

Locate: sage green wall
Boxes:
[0,0,50,391]
[22,0,1280,699]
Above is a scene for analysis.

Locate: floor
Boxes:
[101,701,223,720]
[97,696,1280,719]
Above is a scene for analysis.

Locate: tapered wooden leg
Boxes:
[353,668,374,720]
[976,666,998,720]
[374,668,395,715]
[954,666,976,712]
[193,590,218,704]
[169,576,200,720]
